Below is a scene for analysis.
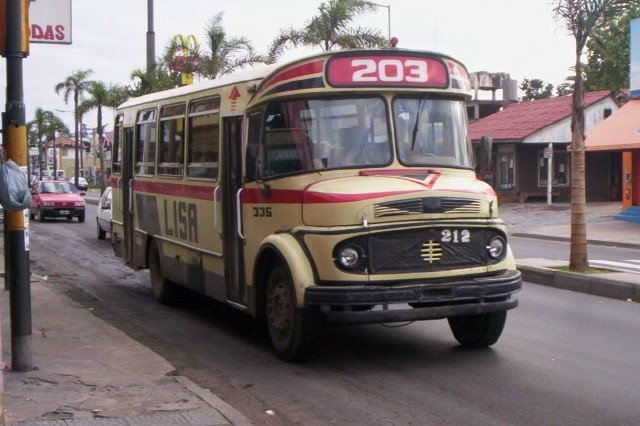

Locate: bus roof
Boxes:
[118,63,280,110]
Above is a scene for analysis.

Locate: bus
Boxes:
[111,49,522,361]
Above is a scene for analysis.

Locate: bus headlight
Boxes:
[338,246,360,268]
[487,236,505,259]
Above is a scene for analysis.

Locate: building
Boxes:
[45,135,97,179]
[469,91,620,202]
[584,99,640,221]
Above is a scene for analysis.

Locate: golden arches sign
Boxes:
[169,34,200,86]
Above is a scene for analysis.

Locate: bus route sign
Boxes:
[326,54,448,88]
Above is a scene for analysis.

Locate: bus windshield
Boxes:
[262,97,391,178]
[393,98,472,168]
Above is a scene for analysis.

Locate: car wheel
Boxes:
[448,311,507,348]
[29,212,35,220]
[38,210,45,222]
[78,212,85,223]
[148,239,176,304]
[266,263,320,362]
[97,220,106,240]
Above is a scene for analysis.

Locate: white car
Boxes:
[96,187,112,240]
[69,176,89,191]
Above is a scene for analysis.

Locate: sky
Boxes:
[0,0,577,133]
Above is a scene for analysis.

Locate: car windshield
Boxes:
[261,97,391,178]
[393,98,472,168]
[38,182,79,194]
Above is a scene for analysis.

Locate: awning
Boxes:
[585,100,640,151]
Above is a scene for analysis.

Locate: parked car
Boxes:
[96,187,112,240]
[69,176,89,192]
[29,181,85,222]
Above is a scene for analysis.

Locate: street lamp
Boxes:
[367,2,391,43]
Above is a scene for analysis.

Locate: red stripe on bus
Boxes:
[132,180,214,201]
[262,60,325,90]
[242,188,424,204]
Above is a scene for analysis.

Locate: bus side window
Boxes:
[135,109,157,176]
[187,96,221,180]
[112,114,124,175]
[245,112,263,182]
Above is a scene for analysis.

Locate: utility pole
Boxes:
[146,0,155,72]
[2,0,34,372]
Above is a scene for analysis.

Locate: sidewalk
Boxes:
[501,202,640,248]
[0,239,250,425]
[501,202,640,302]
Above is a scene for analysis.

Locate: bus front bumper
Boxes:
[304,270,522,325]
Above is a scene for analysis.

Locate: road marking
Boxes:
[590,260,640,274]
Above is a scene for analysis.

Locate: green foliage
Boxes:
[520,78,555,100]
[129,67,179,97]
[585,5,640,90]
[268,0,387,61]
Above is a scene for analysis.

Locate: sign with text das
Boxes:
[29,0,72,44]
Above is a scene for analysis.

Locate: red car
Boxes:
[30,181,86,222]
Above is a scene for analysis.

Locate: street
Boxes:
[27,205,640,425]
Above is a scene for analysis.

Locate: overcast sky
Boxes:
[0,0,576,132]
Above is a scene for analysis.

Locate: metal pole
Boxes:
[387,5,391,42]
[547,143,553,206]
[146,0,155,72]
[4,0,33,372]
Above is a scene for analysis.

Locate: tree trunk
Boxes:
[74,90,79,185]
[569,44,589,271]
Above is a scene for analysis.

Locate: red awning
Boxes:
[585,100,640,151]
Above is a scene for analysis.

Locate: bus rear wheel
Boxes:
[448,311,507,348]
[266,264,318,362]
[149,240,176,304]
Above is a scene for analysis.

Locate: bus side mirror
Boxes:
[476,136,493,176]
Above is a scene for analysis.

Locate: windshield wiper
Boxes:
[410,99,424,151]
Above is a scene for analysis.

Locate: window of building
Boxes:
[112,114,123,175]
[135,109,157,176]
[495,150,515,190]
[159,103,186,176]
[187,96,221,179]
[538,150,570,187]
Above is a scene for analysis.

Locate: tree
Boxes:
[55,69,94,185]
[197,13,266,79]
[267,0,387,62]
[79,81,126,190]
[585,5,640,90]
[520,78,555,100]
[129,67,179,97]
[553,0,630,271]
[27,108,69,180]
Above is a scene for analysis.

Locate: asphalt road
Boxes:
[510,236,640,274]
[27,205,640,425]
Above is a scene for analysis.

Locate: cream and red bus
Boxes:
[111,49,522,361]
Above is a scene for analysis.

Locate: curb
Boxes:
[511,233,640,251]
[176,376,252,425]
[517,264,640,302]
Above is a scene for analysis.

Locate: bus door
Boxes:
[222,116,246,304]
[122,128,135,266]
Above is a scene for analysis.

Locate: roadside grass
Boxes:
[551,266,617,274]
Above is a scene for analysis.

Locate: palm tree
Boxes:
[27,108,69,180]
[553,0,629,271]
[268,0,387,62]
[55,69,94,186]
[129,67,179,97]
[80,82,130,190]
[197,13,266,79]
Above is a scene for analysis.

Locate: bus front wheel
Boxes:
[266,264,319,362]
[448,311,507,348]
[149,240,176,304]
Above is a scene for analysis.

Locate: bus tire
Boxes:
[266,263,318,362]
[149,240,175,305]
[448,311,507,348]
